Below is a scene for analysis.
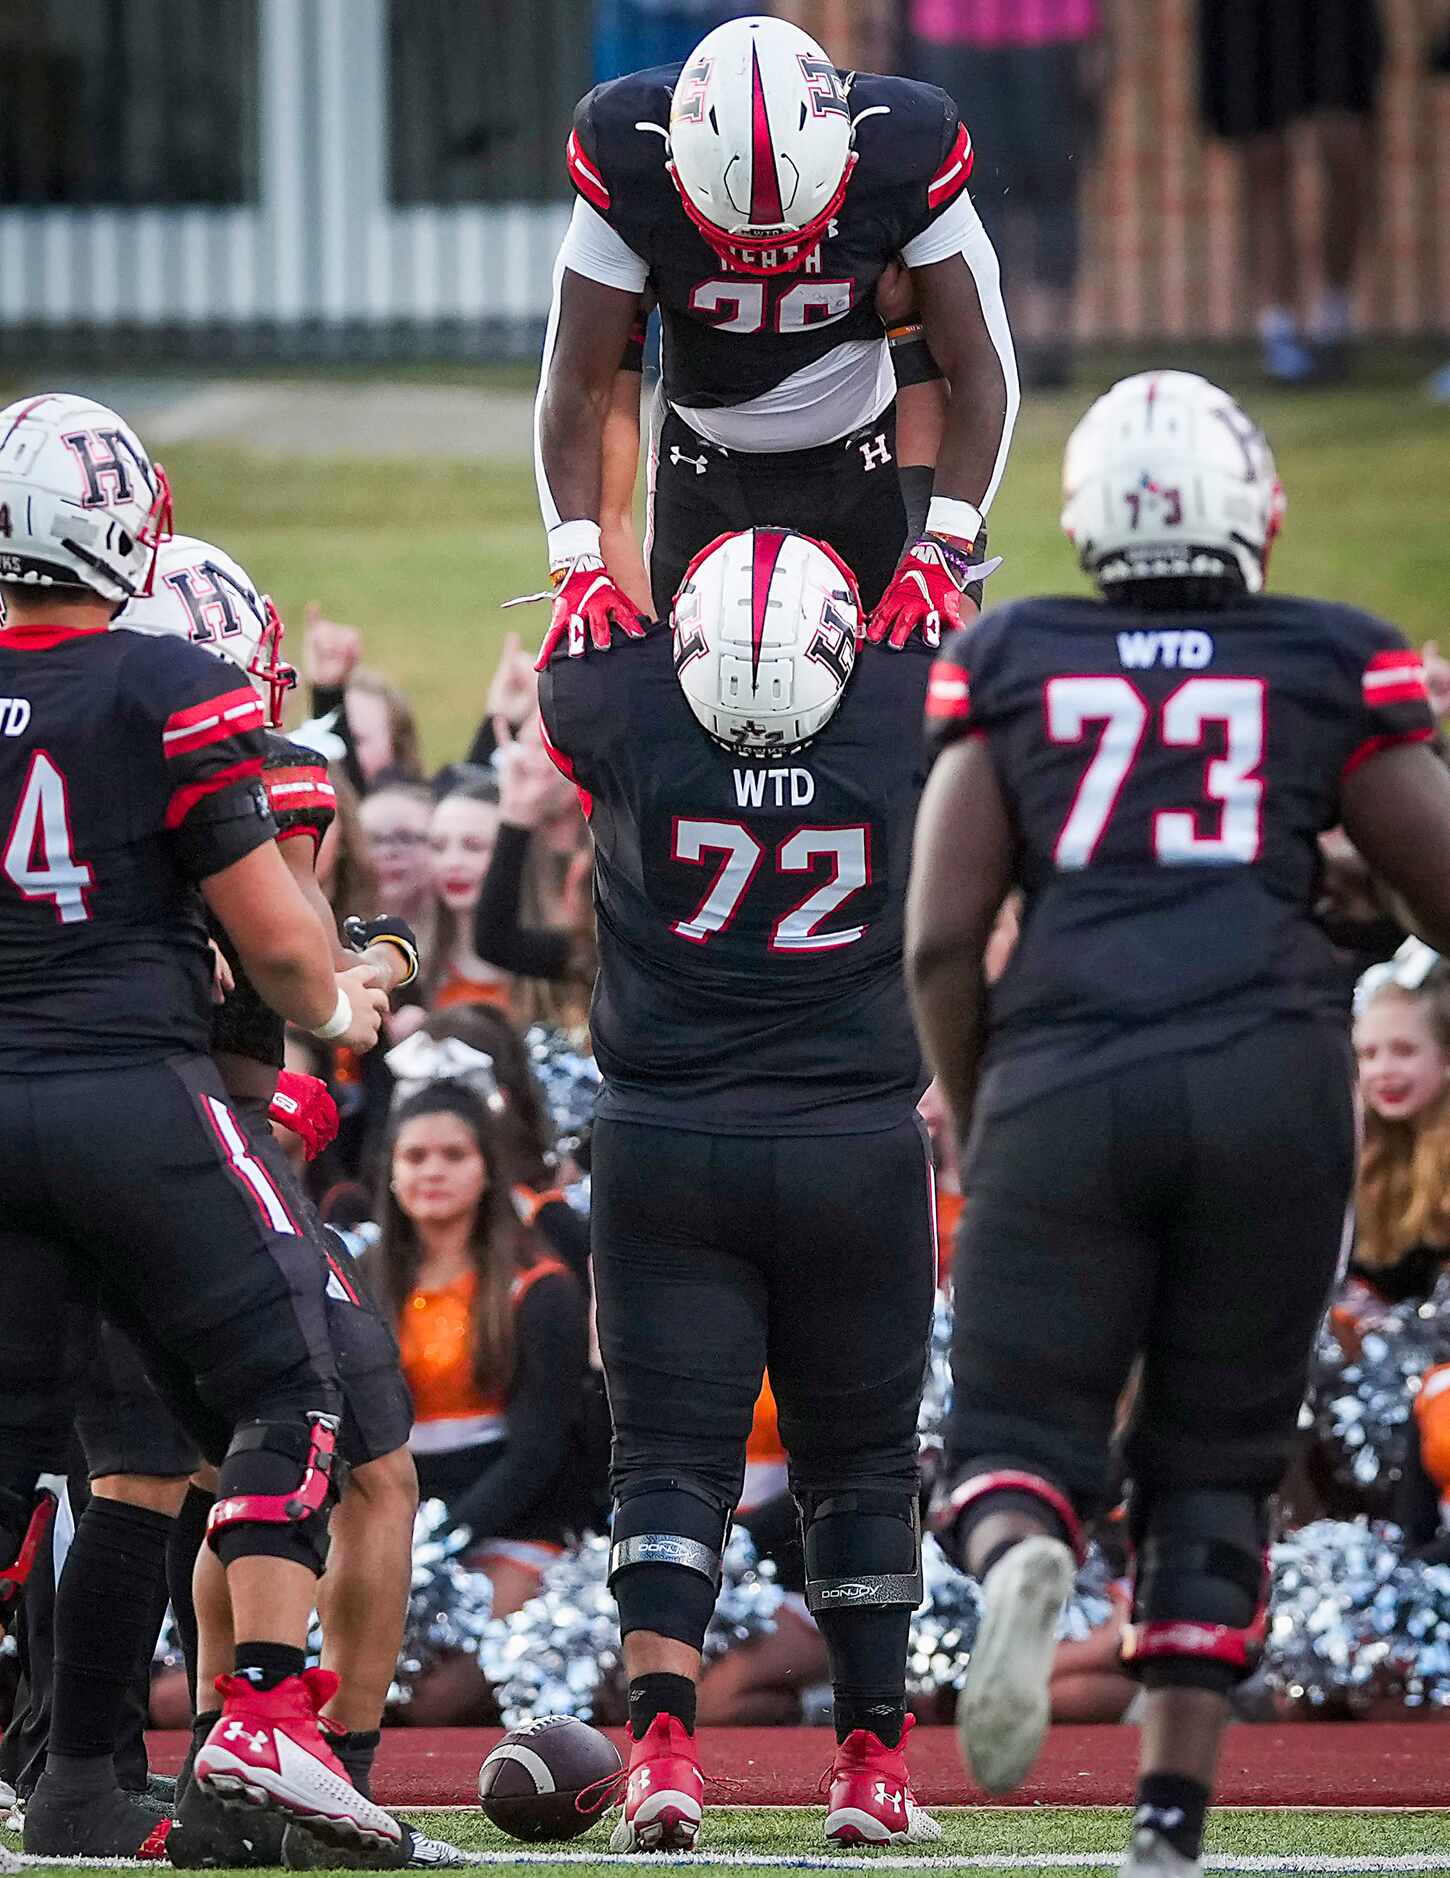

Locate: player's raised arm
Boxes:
[533,128,651,664]
[870,108,1018,650]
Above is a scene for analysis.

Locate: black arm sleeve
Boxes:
[531,1197,591,1283]
[466,715,499,769]
[310,683,366,799]
[472,821,574,980]
[447,1273,589,1540]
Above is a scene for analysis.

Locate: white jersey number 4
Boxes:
[4,751,95,923]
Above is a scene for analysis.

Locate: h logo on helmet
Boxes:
[166,561,261,646]
[806,598,856,688]
[798,56,849,119]
[673,56,713,125]
[61,428,148,509]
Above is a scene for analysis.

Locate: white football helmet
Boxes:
[118,534,296,727]
[668,15,856,276]
[0,391,172,604]
[1061,371,1285,594]
[672,528,862,759]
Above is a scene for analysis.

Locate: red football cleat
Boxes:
[607,1713,705,1852]
[822,1713,942,1845]
[193,1668,401,1859]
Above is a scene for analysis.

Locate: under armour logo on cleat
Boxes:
[223,1720,271,1753]
[669,446,708,475]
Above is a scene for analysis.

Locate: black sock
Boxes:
[333,1728,381,1798]
[231,1641,306,1692]
[832,1693,906,1747]
[39,1750,118,1795]
[167,1487,213,1714]
[177,1708,220,1805]
[627,1672,696,1738]
[1134,1772,1210,1863]
[48,1498,173,1765]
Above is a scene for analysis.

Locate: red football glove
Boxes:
[268,1069,339,1162]
[867,536,1001,650]
[533,556,646,670]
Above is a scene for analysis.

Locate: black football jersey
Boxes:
[925,593,1438,1115]
[568,66,972,412]
[0,622,277,1074]
[539,628,934,1133]
[211,733,337,1068]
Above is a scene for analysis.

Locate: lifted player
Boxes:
[0,394,397,1861]
[539,529,939,1850]
[534,12,1015,658]
[906,371,1450,1878]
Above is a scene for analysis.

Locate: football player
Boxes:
[538,530,940,1849]
[906,371,1450,1878]
[0,395,398,1862]
[533,13,1015,660]
[110,536,458,1871]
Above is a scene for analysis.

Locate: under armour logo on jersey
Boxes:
[858,432,891,472]
[670,445,709,475]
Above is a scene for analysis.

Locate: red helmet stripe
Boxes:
[750,529,787,686]
[748,48,784,226]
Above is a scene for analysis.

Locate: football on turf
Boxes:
[478,1715,623,1841]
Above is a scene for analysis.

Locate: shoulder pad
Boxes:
[569,66,679,215]
[848,73,966,193]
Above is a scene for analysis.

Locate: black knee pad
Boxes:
[608,1474,732,1650]
[207,1413,345,1576]
[797,1489,923,1620]
[1122,1488,1268,1694]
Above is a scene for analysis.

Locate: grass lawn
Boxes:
[8,1804,1450,1874]
[66,356,1445,768]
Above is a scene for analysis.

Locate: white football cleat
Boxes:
[1120,1822,1204,1878]
[957,1533,1075,1794]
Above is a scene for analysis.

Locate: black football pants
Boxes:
[947,1021,1356,1517]
[648,403,909,618]
[0,1056,341,1496]
[590,1115,936,1509]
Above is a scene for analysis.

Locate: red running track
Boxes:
[147,1722,1450,1809]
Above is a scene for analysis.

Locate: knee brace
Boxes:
[206,1412,344,1576]
[798,1489,923,1619]
[1121,1488,1268,1694]
[0,1481,56,1620]
[607,1474,732,1650]
[932,1464,1084,1571]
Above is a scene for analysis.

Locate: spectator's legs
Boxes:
[1313,109,1375,356]
[1242,131,1313,381]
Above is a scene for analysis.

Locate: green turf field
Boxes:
[25,355,1432,770]
[8,1805,1450,1873]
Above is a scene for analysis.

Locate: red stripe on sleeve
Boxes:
[163,694,265,760]
[1342,725,1435,780]
[927,123,974,208]
[163,686,261,738]
[926,660,972,721]
[567,131,611,213]
[164,757,263,830]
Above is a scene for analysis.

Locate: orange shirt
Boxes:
[1416,1363,1450,1497]
[432,974,510,1013]
[398,1261,566,1439]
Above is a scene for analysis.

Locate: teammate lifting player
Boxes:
[539,527,940,1849]
[533,12,1015,659]
[906,371,1450,1877]
[0,393,398,1862]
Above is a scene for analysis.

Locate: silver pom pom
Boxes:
[1306,1303,1450,1513]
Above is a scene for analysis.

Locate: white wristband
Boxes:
[926,497,984,547]
[309,986,353,1042]
[547,519,603,571]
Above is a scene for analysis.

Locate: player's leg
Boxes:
[591,1119,767,1851]
[20,1321,198,1859]
[36,1060,399,1855]
[1119,1025,1354,1878]
[938,1076,1157,1795]
[647,408,751,616]
[765,1117,936,1844]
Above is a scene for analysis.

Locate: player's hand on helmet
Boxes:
[302,604,362,689]
[533,554,647,669]
[333,964,390,1054]
[268,1069,340,1162]
[868,530,1001,650]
